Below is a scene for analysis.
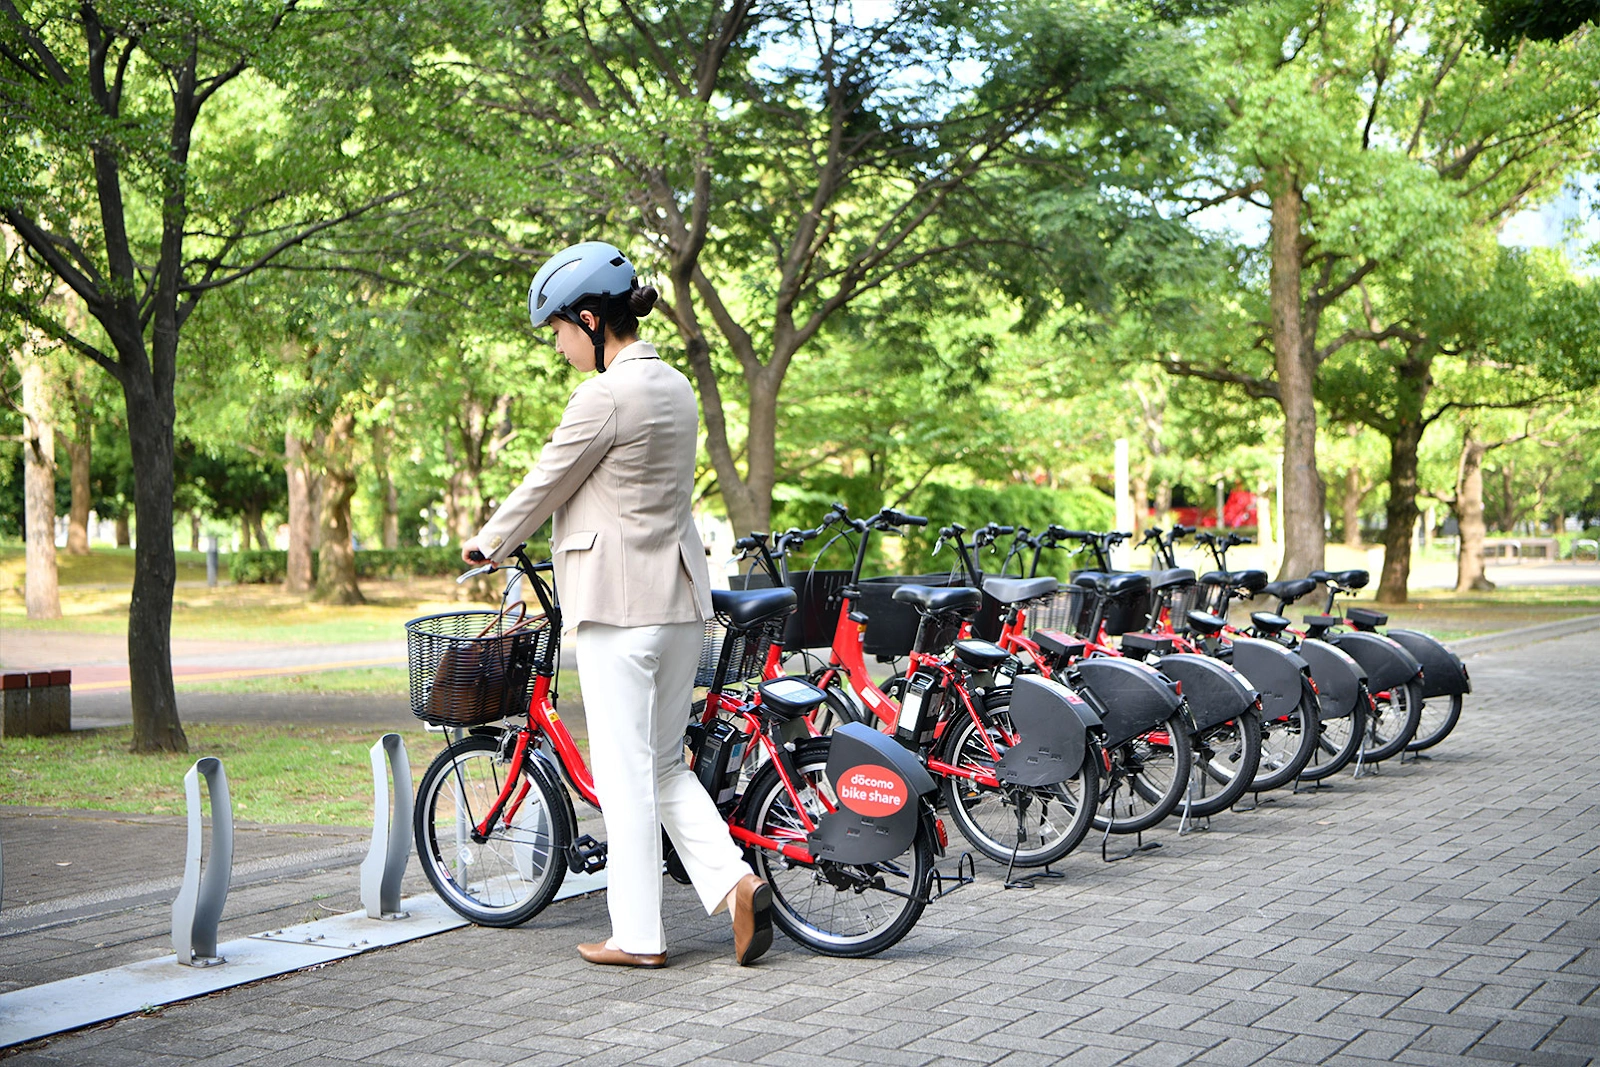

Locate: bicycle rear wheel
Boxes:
[1250,689,1320,792]
[739,739,931,958]
[1094,714,1193,834]
[938,695,1100,867]
[1299,688,1367,781]
[413,733,569,927]
[1180,709,1262,818]
[1406,692,1462,752]
[1360,679,1423,763]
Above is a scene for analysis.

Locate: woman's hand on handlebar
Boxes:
[460,538,492,566]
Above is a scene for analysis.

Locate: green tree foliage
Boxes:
[1165,0,1600,584]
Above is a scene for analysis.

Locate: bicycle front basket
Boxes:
[696,615,783,689]
[406,610,545,727]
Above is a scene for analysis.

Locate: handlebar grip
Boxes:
[1061,529,1093,539]
[991,524,1014,535]
[465,548,488,564]
[885,509,928,527]
[1172,524,1194,535]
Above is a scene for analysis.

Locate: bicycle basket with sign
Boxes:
[406,607,548,727]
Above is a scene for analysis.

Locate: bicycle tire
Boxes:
[1179,708,1262,818]
[1360,678,1423,763]
[1406,691,1462,752]
[1298,688,1368,781]
[937,693,1100,867]
[1093,713,1194,834]
[740,738,932,958]
[413,733,569,927]
[1250,688,1320,792]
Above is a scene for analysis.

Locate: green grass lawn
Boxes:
[0,724,442,825]
[1354,586,1600,642]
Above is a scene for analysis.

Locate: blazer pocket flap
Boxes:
[556,530,598,553]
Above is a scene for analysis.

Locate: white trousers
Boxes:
[575,620,752,954]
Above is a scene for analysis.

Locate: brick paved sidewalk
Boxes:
[3,627,1597,1066]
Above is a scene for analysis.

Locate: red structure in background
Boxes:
[1171,489,1258,529]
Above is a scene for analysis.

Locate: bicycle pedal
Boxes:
[568,833,608,874]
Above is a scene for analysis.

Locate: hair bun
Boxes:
[628,284,659,317]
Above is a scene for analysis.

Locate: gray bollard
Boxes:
[360,733,413,920]
[172,757,233,966]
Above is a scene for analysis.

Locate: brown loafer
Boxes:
[577,942,667,968]
[730,873,773,966]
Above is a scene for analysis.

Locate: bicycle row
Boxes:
[399,503,1473,960]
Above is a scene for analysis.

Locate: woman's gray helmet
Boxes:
[526,242,637,372]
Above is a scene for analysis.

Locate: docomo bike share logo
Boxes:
[837,764,909,818]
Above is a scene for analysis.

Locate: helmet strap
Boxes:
[580,294,609,373]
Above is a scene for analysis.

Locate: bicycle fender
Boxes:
[1328,630,1423,692]
[1071,656,1183,749]
[527,747,581,847]
[994,674,1089,787]
[809,723,937,866]
[1297,638,1364,720]
[1228,637,1310,720]
[1386,629,1471,697]
[1152,653,1257,732]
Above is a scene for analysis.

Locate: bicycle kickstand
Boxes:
[1099,781,1161,863]
[1002,789,1064,889]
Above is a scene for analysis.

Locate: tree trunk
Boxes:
[115,514,130,547]
[65,433,92,555]
[1377,419,1424,603]
[313,412,364,605]
[1269,174,1326,581]
[251,510,268,551]
[123,366,186,753]
[19,358,62,620]
[384,480,399,549]
[285,431,317,594]
[239,513,252,552]
[1131,471,1150,538]
[189,510,201,553]
[1454,432,1498,593]
[1342,466,1364,548]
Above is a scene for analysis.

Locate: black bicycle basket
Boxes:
[696,614,785,689]
[728,568,852,650]
[1029,586,1091,636]
[406,609,549,727]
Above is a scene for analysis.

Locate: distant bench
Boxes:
[0,671,72,737]
[1481,538,1559,562]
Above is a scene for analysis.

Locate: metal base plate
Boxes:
[0,871,608,1050]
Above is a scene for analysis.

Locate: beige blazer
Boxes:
[473,341,715,628]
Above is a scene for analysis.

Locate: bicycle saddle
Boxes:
[953,638,1010,671]
[1229,569,1269,593]
[1149,567,1196,592]
[982,575,1059,605]
[1197,570,1231,586]
[1259,577,1317,603]
[1186,610,1226,636]
[1333,569,1369,589]
[1251,611,1291,635]
[890,584,982,615]
[1103,573,1150,599]
[1072,571,1108,589]
[712,586,798,628]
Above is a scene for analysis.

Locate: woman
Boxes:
[461,241,771,968]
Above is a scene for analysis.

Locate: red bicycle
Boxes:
[406,545,949,957]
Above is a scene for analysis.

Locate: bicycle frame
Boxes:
[453,549,834,870]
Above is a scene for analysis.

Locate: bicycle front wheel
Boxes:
[938,697,1100,867]
[740,739,931,958]
[413,733,570,927]
[1251,689,1320,792]
[1361,678,1423,763]
[1180,709,1262,818]
[1095,714,1193,834]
